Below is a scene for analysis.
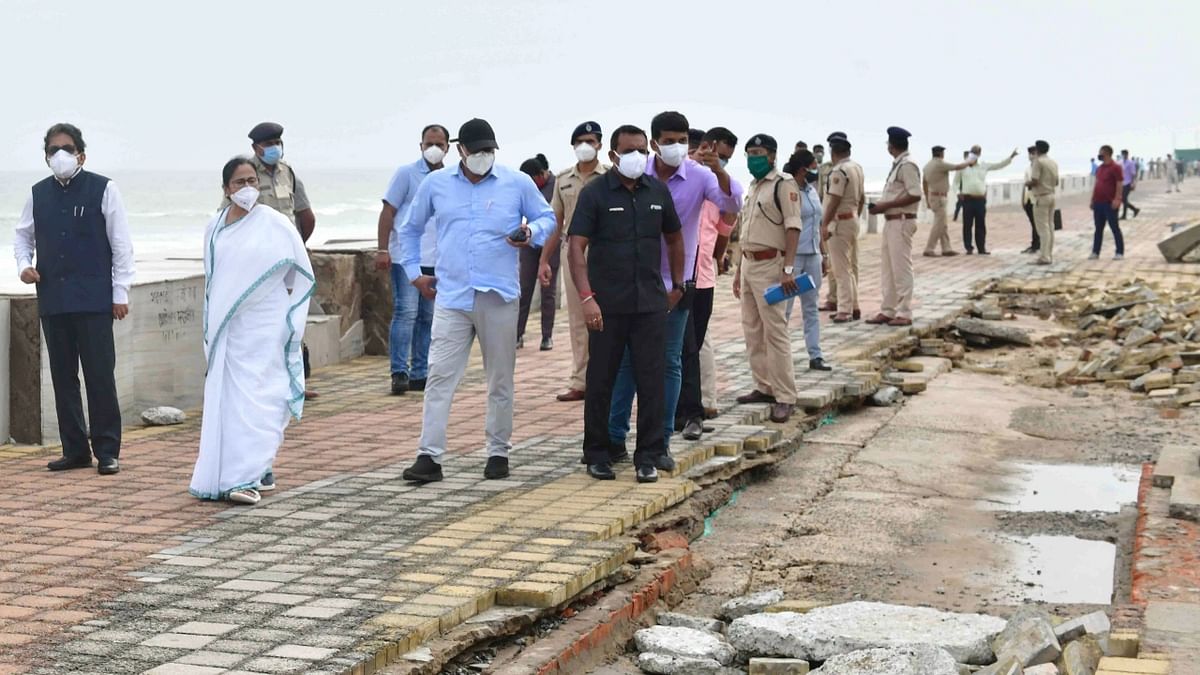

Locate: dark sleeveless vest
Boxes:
[30,170,114,316]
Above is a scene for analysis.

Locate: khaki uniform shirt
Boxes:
[1029,155,1060,197]
[881,152,922,216]
[824,158,864,217]
[221,155,311,227]
[551,162,608,234]
[817,161,833,200]
[922,158,957,194]
[737,170,802,253]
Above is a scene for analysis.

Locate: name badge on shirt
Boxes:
[608,207,625,212]
[650,204,663,211]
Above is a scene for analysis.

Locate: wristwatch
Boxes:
[783,265,794,275]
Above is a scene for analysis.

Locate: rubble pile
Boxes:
[630,594,1148,674]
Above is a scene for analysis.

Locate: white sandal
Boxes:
[228,489,261,505]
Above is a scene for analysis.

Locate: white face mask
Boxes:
[422,145,446,165]
[230,186,260,212]
[464,151,496,175]
[658,142,688,168]
[574,143,598,163]
[615,151,647,180]
[48,149,80,180]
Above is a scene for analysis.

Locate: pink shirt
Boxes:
[696,200,734,289]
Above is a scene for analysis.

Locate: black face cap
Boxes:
[886,126,912,142]
[745,134,778,153]
[249,122,284,143]
[452,118,499,153]
[572,121,602,145]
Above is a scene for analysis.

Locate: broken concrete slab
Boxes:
[719,589,785,621]
[1130,369,1173,392]
[748,657,811,675]
[1061,636,1103,675]
[636,652,742,675]
[975,655,1022,675]
[1054,610,1111,643]
[657,612,725,634]
[766,600,830,614]
[727,601,1005,665]
[954,318,1033,346]
[992,615,1061,666]
[892,360,925,372]
[1157,221,1200,262]
[634,626,736,665]
[1024,664,1059,675]
[1168,475,1200,522]
[807,645,960,675]
[868,386,902,407]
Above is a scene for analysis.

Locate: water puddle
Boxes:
[1006,535,1115,604]
[989,463,1140,513]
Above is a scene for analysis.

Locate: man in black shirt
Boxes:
[568,125,685,483]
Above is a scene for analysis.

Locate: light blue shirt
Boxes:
[796,180,823,255]
[399,162,555,311]
[385,157,438,267]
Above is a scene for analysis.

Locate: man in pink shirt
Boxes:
[677,127,740,440]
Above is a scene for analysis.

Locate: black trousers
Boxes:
[584,311,665,467]
[517,245,560,341]
[961,198,988,252]
[1023,201,1040,249]
[677,287,715,424]
[1121,184,1138,218]
[952,198,962,221]
[41,312,121,460]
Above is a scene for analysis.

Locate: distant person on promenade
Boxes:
[569,124,684,482]
[190,157,314,505]
[1020,145,1040,255]
[820,132,864,324]
[377,124,448,395]
[397,119,556,483]
[517,154,559,351]
[232,122,319,400]
[14,123,134,475]
[1165,153,1181,192]
[781,149,831,372]
[867,127,922,328]
[958,144,1018,255]
[1091,157,1098,176]
[538,122,607,403]
[922,145,975,256]
[1027,140,1060,265]
[606,111,742,470]
[1091,145,1125,261]
[1120,149,1141,219]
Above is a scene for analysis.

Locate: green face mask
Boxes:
[747,154,772,179]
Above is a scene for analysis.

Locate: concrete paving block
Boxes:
[1152,444,1199,488]
[1103,631,1140,658]
[1168,474,1200,521]
[1054,610,1112,643]
[496,581,567,608]
[1097,656,1170,673]
[748,657,811,674]
[1061,636,1103,675]
[1157,221,1200,261]
[992,616,1062,666]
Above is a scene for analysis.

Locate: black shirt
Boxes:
[569,171,682,314]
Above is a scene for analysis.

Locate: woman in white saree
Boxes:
[189,157,315,505]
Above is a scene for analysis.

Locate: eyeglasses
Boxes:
[47,145,78,156]
[229,176,260,188]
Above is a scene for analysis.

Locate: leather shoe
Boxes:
[978,250,991,255]
[391,372,409,395]
[98,457,120,475]
[556,388,585,402]
[409,378,426,391]
[852,309,862,320]
[539,337,553,351]
[736,390,775,404]
[587,463,616,480]
[403,455,443,483]
[832,313,851,323]
[653,454,676,472]
[769,403,795,423]
[484,456,510,479]
[47,456,91,471]
[888,317,913,326]
[819,301,837,312]
[865,313,892,325]
[682,419,703,441]
[636,466,659,483]
[922,251,939,257]
[809,358,832,371]
[942,250,959,257]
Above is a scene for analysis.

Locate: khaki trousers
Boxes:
[739,257,797,404]
[924,196,952,253]
[1033,195,1056,263]
[560,244,589,391]
[880,219,917,320]
[699,335,716,410]
[828,219,860,312]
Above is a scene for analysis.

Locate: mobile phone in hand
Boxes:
[508,226,528,243]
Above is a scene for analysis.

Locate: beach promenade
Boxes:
[0,182,1197,674]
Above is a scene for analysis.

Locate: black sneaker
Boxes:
[809,358,832,371]
[484,456,510,479]
[47,456,92,471]
[636,466,659,483]
[587,463,616,480]
[653,454,676,472]
[402,455,443,483]
[409,378,426,392]
[391,372,409,395]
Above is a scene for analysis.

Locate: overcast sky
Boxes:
[2,0,1198,179]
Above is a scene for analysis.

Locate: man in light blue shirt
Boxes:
[376,124,448,396]
[397,118,556,484]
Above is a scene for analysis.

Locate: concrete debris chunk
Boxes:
[748,657,811,674]
[636,652,741,675]
[954,318,1033,346]
[634,626,736,665]
[1053,610,1111,643]
[1060,636,1103,675]
[809,644,960,675]
[657,611,725,634]
[727,601,1005,665]
[1024,664,1059,675]
[975,655,1022,675]
[141,406,187,426]
[991,615,1061,666]
[868,386,902,406]
[719,589,785,621]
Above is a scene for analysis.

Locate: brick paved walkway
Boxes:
[0,180,1194,673]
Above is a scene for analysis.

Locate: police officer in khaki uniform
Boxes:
[1027,139,1060,265]
[240,122,316,242]
[732,134,800,423]
[922,146,974,256]
[867,127,923,327]
[539,121,607,402]
[819,132,864,324]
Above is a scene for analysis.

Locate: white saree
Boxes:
[189,204,315,500]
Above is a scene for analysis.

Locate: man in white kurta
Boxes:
[189,202,315,500]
